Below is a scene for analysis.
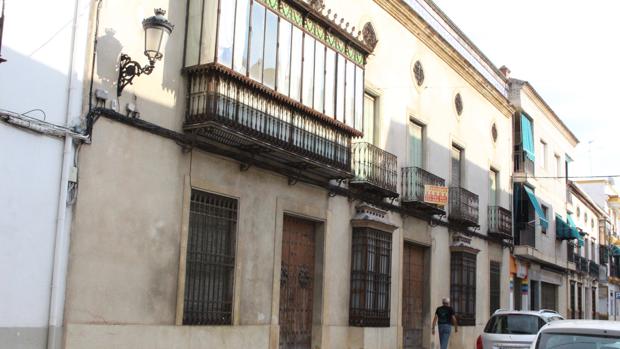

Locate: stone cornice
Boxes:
[373,0,514,118]
[514,80,579,147]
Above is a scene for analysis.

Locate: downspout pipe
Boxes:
[46,0,91,348]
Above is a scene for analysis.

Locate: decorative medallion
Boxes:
[298,266,312,288]
[362,22,378,50]
[491,123,498,143]
[414,60,424,86]
[280,265,289,287]
[308,0,325,11]
[454,93,463,116]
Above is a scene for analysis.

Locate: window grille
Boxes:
[489,261,501,315]
[349,227,392,327]
[183,190,237,325]
[451,252,476,326]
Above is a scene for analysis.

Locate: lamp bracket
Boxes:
[117,53,155,96]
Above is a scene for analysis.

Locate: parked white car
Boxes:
[529,320,620,349]
[476,310,564,349]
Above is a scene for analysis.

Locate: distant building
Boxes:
[507,78,579,315]
[575,178,620,320]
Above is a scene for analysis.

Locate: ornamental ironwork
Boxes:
[362,22,378,50]
[413,60,424,86]
[455,93,463,116]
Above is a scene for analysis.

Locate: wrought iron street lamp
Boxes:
[117,8,174,96]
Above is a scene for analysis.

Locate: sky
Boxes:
[431,0,620,184]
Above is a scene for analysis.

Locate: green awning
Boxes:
[612,245,620,257]
[523,186,548,230]
[567,214,583,246]
[555,215,573,240]
[521,114,535,161]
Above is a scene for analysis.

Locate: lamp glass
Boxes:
[144,26,169,62]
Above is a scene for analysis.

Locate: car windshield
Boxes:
[536,333,620,349]
[484,314,544,335]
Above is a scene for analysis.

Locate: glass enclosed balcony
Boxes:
[182,0,375,182]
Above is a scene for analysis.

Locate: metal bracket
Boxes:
[117,53,155,96]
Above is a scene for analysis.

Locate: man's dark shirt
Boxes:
[435,305,455,325]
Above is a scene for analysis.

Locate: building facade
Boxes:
[0,0,91,348]
[63,0,515,349]
[575,179,620,320]
[507,78,579,315]
[566,182,604,320]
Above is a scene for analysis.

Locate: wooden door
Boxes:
[403,243,425,349]
[279,216,315,349]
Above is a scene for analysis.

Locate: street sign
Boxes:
[616,292,620,300]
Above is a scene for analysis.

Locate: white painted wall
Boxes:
[0,0,90,347]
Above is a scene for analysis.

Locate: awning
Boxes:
[566,214,583,246]
[521,114,535,161]
[555,215,574,240]
[523,186,548,230]
[612,245,620,257]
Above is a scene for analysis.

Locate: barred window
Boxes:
[183,190,237,325]
[349,227,392,327]
[451,252,476,326]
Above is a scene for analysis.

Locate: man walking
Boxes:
[432,298,458,349]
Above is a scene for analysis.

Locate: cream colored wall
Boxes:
[570,192,600,261]
[66,0,515,348]
[516,89,576,266]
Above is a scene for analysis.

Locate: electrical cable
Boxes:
[514,175,620,179]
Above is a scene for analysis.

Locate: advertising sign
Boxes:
[424,185,448,206]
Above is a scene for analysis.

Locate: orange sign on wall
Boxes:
[424,185,448,206]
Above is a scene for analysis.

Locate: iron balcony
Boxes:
[515,222,535,247]
[575,256,589,274]
[350,142,398,198]
[401,166,446,215]
[448,187,479,227]
[183,63,357,182]
[589,261,599,280]
[488,206,512,240]
[513,150,535,178]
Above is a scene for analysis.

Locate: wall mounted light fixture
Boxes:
[117,8,174,96]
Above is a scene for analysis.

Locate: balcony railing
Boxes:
[567,243,576,263]
[184,64,355,181]
[448,187,479,227]
[515,222,535,247]
[514,150,535,177]
[576,256,588,274]
[589,261,599,279]
[600,245,610,265]
[401,166,446,214]
[350,142,398,197]
[488,206,512,239]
